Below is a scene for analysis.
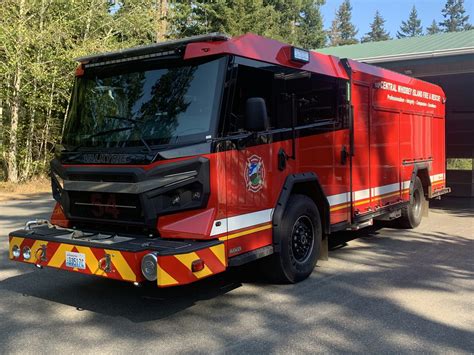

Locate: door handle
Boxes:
[341,146,348,165]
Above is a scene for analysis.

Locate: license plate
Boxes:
[65,251,86,270]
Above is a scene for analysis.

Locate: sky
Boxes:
[321,0,474,39]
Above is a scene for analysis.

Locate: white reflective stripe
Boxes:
[353,188,370,201]
[430,173,444,182]
[327,192,349,206]
[210,218,227,236]
[371,182,400,196]
[211,208,274,236]
[402,180,411,189]
[211,175,446,237]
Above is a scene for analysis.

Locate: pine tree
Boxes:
[397,6,423,38]
[439,0,471,32]
[327,18,342,46]
[335,0,358,45]
[361,10,391,43]
[295,0,326,49]
[426,19,441,34]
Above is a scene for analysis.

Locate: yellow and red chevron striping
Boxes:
[9,236,228,287]
[9,236,144,282]
[157,243,226,287]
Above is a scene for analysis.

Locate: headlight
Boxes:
[22,246,31,260]
[12,245,21,258]
[141,253,157,281]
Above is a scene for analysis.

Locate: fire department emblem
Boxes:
[245,155,265,192]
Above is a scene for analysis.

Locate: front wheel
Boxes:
[266,194,322,283]
[398,176,425,229]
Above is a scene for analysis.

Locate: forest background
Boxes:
[0,0,471,183]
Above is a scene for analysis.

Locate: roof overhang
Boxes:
[355,46,474,63]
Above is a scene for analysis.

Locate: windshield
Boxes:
[63,57,226,150]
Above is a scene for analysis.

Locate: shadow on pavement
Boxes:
[1,195,473,352]
[430,196,474,218]
[1,227,472,352]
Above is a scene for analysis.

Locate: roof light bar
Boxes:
[84,49,177,69]
[76,32,229,64]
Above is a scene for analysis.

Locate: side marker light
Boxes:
[192,259,205,272]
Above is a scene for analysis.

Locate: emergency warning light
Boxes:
[291,47,310,63]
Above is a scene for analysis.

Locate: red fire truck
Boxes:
[9,33,450,286]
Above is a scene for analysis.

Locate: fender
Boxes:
[272,172,330,252]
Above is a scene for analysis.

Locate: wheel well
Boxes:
[416,168,431,197]
[272,173,331,252]
[290,182,330,236]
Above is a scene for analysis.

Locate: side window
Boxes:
[226,65,275,134]
[286,74,343,128]
[223,58,349,136]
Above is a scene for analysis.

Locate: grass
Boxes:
[0,176,51,201]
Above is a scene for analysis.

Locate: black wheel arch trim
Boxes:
[272,172,330,252]
[409,163,431,198]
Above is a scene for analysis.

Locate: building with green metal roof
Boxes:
[317,30,474,63]
[318,31,474,197]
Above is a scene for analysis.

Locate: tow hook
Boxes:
[40,244,47,261]
[98,254,112,273]
[34,244,48,268]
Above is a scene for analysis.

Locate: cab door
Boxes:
[222,62,283,258]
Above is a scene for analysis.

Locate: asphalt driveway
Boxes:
[0,195,473,353]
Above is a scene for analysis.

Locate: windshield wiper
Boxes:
[104,116,153,154]
[69,121,153,154]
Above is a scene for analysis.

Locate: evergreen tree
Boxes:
[439,0,471,32]
[327,18,342,46]
[397,6,423,38]
[168,0,326,48]
[426,19,441,34]
[335,0,358,45]
[295,0,326,48]
[361,10,391,43]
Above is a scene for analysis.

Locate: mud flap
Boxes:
[319,237,329,261]
[422,198,429,217]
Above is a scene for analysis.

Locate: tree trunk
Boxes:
[7,66,22,183]
[156,0,168,42]
[41,81,55,169]
[21,0,47,181]
[6,0,26,183]
[0,98,5,181]
[83,1,94,41]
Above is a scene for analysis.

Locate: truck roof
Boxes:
[75,33,349,81]
[76,32,444,98]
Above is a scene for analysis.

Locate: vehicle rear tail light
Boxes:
[192,259,205,272]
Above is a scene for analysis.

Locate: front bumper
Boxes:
[9,224,226,287]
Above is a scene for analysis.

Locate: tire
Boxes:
[398,176,425,229]
[266,194,322,283]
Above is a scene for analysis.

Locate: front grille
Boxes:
[68,191,143,223]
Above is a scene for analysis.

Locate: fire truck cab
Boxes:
[9,33,450,287]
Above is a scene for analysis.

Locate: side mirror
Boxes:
[245,97,269,132]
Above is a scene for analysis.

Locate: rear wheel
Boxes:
[398,176,425,229]
[266,194,322,283]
